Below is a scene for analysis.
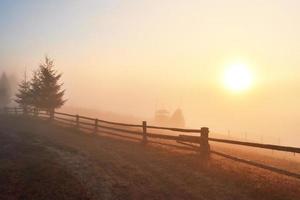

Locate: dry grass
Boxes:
[0,125,89,199]
[0,116,299,200]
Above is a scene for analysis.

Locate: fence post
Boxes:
[142,121,148,144]
[23,106,28,116]
[50,110,54,121]
[4,107,8,115]
[94,118,98,134]
[34,108,38,117]
[200,127,210,156]
[14,107,18,115]
[76,115,80,129]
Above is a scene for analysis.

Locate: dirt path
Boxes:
[0,116,299,200]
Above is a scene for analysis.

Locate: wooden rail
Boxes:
[2,107,300,155]
[2,106,300,179]
[209,137,300,154]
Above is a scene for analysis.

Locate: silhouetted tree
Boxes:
[14,56,66,116]
[37,56,66,114]
[29,70,42,111]
[169,108,185,128]
[15,71,31,113]
[0,72,12,107]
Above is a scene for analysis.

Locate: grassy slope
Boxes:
[0,116,299,200]
[0,122,89,199]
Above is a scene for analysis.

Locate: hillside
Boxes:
[0,116,299,200]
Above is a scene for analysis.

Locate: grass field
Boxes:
[0,116,299,200]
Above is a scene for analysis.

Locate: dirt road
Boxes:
[0,116,299,200]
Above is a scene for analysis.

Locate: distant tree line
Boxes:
[15,56,66,116]
[0,73,12,108]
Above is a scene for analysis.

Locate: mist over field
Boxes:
[1,1,300,200]
[1,0,300,147]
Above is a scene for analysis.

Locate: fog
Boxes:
[1,0,300,147]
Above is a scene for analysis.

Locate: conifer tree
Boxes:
[169,108,185,128]
[15,71,31,113]
[29,70,42,110]
[37,56,66,113]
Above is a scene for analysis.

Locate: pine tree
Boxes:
[169,108,185,128]
[29,70,42,110]
[15,71,31,113]
[37,56,66,113]
[0,72,12,108]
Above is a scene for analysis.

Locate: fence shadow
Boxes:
[211,150,300,180]
[2,107,300,180]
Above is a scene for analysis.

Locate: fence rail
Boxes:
[2,106,300,179]
[2,107,300,154]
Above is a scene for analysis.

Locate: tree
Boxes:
[37,56,66,113]
[0,72,12,108]
[29,70,42,110]
[169,108,185,128]
[15,71,31,113]
[14,56,66,116]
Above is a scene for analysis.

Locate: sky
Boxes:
[0,0,300,146]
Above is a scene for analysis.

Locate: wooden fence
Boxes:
[2,106,300,179]
[2,107,300,154]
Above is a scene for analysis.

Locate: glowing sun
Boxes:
[223,63,253,92]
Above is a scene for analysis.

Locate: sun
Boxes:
[223,63,253,92]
